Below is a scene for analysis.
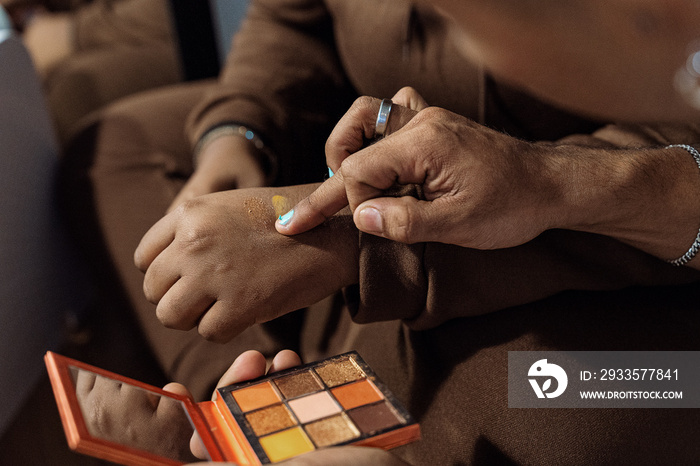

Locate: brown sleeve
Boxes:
[348,123,700,329]
[73,0,174,50]
[184,0,357,186]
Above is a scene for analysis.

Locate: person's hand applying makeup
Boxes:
[275,87,560,250]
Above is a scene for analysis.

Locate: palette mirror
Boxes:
[68,366,199,463]
[45,352,222,466]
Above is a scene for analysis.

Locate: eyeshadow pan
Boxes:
[287,391,341,424]
[245,403,295,437]
[274,371,322,399]
[348,401,403,434]
[259,427,314,463]
[231,381,280,412]
[314,357,365,387]
[331,379,384,410]
[305,414,360,448]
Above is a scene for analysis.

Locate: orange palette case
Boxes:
[45,351,420,465]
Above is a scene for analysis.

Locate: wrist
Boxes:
[194,124,277,180]
[540,144,621,232]
[194,134,271,188]
[551,143,700,263]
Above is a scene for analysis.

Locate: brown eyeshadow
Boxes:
[274,371,322,399]
[245,403,295,437]
[314,358,365,388]
[347,402,403,434]
[243,196,275,229]
[304,414,359,448]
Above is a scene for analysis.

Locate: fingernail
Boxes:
[278,209,294,226]
[328,167,334,178]
[356,206,383,234]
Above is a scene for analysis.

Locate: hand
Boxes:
[277,93,560,250]
[168,349,302,460]
[169,136,268,212]
[183,351,410,466]
[135,185,359,343]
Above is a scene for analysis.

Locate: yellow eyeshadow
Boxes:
[259,427,314,463]
[272,195,292,218]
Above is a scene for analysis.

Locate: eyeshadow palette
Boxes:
[45,351,420,466]
[215,352,419,463]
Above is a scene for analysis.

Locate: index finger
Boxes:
[275,169,349,235]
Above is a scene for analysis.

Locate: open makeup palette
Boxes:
[45,351,420,465]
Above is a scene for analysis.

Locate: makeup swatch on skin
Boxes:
[272,195,292,218]
[243,196,275,230]
[218,352,420,463]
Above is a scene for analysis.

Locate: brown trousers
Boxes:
[60,82,700,465]
[44,0,181,144]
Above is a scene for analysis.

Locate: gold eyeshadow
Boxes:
[273,371,322,398]
[45,351,420,466]
[305,413,359,447]
[217,351,420,463]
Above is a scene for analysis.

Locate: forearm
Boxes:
[544,127,700,269]
[185,0,356,186]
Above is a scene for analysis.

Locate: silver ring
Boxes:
[374,99,393,138]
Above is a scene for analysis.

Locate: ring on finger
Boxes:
[374,98,393,138]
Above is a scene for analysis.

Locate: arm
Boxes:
[279,97,700,268]
[182,0,357,198]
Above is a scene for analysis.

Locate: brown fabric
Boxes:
[59,0,700,464]
[311,283,700,465]
[72,0,173,50]
[47,0,181,144]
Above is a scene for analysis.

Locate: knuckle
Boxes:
[196,323,218,341]
[197,317,236,343]
[156,304,188,330]
[141,272,161,304]
[142,281,157,304]
[198,326,227,343]
[354,95,376,111]
[339,155,361,178]
[351,96,382,124]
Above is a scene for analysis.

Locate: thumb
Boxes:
[353,197,439,244]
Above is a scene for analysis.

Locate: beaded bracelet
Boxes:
[666,144,700,266]
[193,123,277,177]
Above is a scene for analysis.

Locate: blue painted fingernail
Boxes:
[278,209,294,226]
[328,167,334,178]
